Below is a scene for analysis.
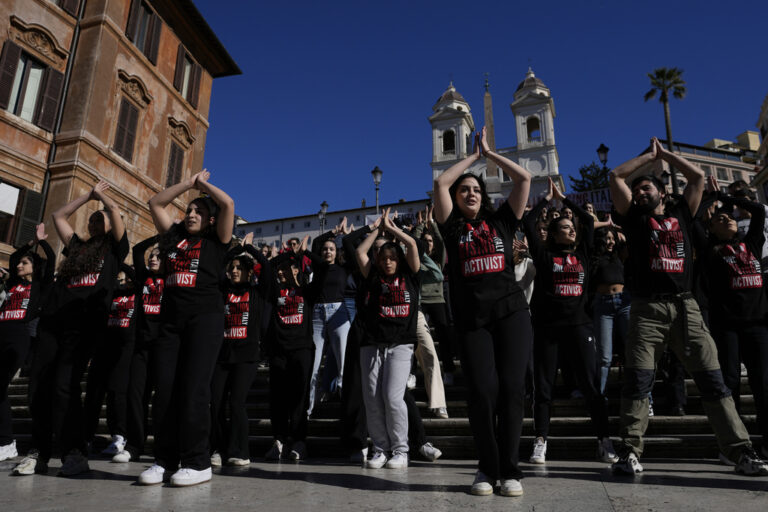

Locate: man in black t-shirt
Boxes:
[609,138,767,476]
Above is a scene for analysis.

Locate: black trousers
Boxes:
[533,323,609,440]
[459,309,533,481]
[340,316,367,453]
[712,322,768,444]
[0,324,30,445]
[83,333,134,441]
[151,311,223,471]
[210,361,259,460]
[25,322,57,462]
[269,346,313,443]
[124,344,152,459]
[421,302,456,374]
[404,389,426,452]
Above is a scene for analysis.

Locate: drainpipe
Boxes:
[39,0,87,221]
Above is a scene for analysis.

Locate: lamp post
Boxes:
[371,166,383,215]
[318,200,328,235]
[596,143,609,170]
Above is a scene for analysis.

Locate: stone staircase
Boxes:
[7,362,759,461]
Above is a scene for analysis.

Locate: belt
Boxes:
[639,291,694,356]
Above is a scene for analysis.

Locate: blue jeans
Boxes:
[308,302,351,415]
[593,292,631,393]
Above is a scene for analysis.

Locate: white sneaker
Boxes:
[170,467,212,486]
[265,440,283,460]
[366,451,388,469]
[289,441,307,461]
[612,451,643,474]
[210,451,222,466]
[431,407,449,419]
[227,457,250,466]
[418,442,442,462]
[350,447,368,464]
[470,471,494,496]
[529,437,547,464]
[406,374,417,390]
[101,435,126,456]
[60,450,90,476]
[112,450,132,463]
[0,440,18,461]
[138,464,165,485]
[13,453,47,475]
[385,451,408,469]
[734,447,768,476]
[500,478,523,497]
[598,438,619,463]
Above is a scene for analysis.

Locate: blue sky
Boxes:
[195,0,767,222]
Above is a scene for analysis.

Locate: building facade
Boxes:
[750,94,768,202]
[0,0,239,264]
[429,69,562,206]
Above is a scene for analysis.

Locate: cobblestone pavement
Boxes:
[1,457,767,511]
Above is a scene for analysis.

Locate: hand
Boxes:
[299,234,309,253]
[270,245,279,258]
[193,170,211,190]
[243,232,254,246]
[471,133,480,158]
[90,180,110,201]
[651,137,666,160]
[369,215,382,231]
[617,232,627,243]
[380,207,394,232]
[480,126,491,154]
[35,223,48,242]
[544,177,554,202]
[706,175,720,193]
[427,204,434,223]
[551,178,566,202]
[346,223,354,234]
[186,171,204,189]
[0,267,8,280]
[417,210,423,226]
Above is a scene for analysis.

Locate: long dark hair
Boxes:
[545,217,576,252]
[158,196,218,257]
[445,174,495,239]
[375,241,407,276]
[57,234,111,284]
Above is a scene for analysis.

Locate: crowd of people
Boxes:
[0,131,767,496]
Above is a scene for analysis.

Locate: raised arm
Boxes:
[354,227,379,279]
[522,178,553,257]
[132,235,158,281]
[192,171,234,244]
[654,137,705,216]
[51,183,100,245]
[434,133,481,223]
[148,172,204,234]
[91,181,125,243]
[609,140,658,215]
[480,126,531,219]
[382,213,420,274]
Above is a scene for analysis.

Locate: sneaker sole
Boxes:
[170,476,212,487]
[137,478,164,486]
[470,487,494,496]
[529,458,546,464]
[500,488,523,497]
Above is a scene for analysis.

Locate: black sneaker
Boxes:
[734,447,768,476]
[612,450,643,474]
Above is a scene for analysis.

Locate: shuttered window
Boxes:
[113,98,139,163]
[0,41,64,132]
[165,142,184,187]
[173,44,202,109]
[59,0,81,16]
[126,0,162,65]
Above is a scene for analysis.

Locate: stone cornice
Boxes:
[8,15,69,68]
[117,69,153,107]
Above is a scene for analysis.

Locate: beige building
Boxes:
[0,0,239,265]
[750,94,768,202]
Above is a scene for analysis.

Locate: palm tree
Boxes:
[644,67,687,194]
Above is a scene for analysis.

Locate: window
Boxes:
[0,183,43,246]
[126,0,162,65]
[113,98,139,162]
[304,221,311,228]
[173,45,202,108]
[526,117,541,142]
[732,170,743,182]
[356,215,361,221]
[274,225,279,232]
[0,41,64,131]
[255,228,262,235]
[701,165,712,176]
[442,130,455,154]
[290,223,295,229]
[716,167,729,181]
[165,141,184,187]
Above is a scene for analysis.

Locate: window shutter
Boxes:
[60,0,81,16]
[166,143,183,187]
[114,99,130,158]
[0,41,22,110]
[146,13,162,65]
[14,189,44,247]
[35,67,64,132]
[126,0,141,41]
[173,44,185,92]
[189,63,202,109]
[123,101,139,162]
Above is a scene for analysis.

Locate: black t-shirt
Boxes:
[704,202,767,325]
[0,240,55,324]
[220,282,268,363]
[52,232,129,315]
[267,282,312,351]
[620,196,694,297]
[439,201,527,330]
[591,254,625,287]
[162,223,227,316]
[361,270,419,347]
[106,288,136,344]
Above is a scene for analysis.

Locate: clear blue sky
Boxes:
[196,0,767,222]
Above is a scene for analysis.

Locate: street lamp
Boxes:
[596,143,609,169]
[318,200,328,234]
[371,166,383,215]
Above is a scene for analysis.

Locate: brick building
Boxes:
[0,0,239,265]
